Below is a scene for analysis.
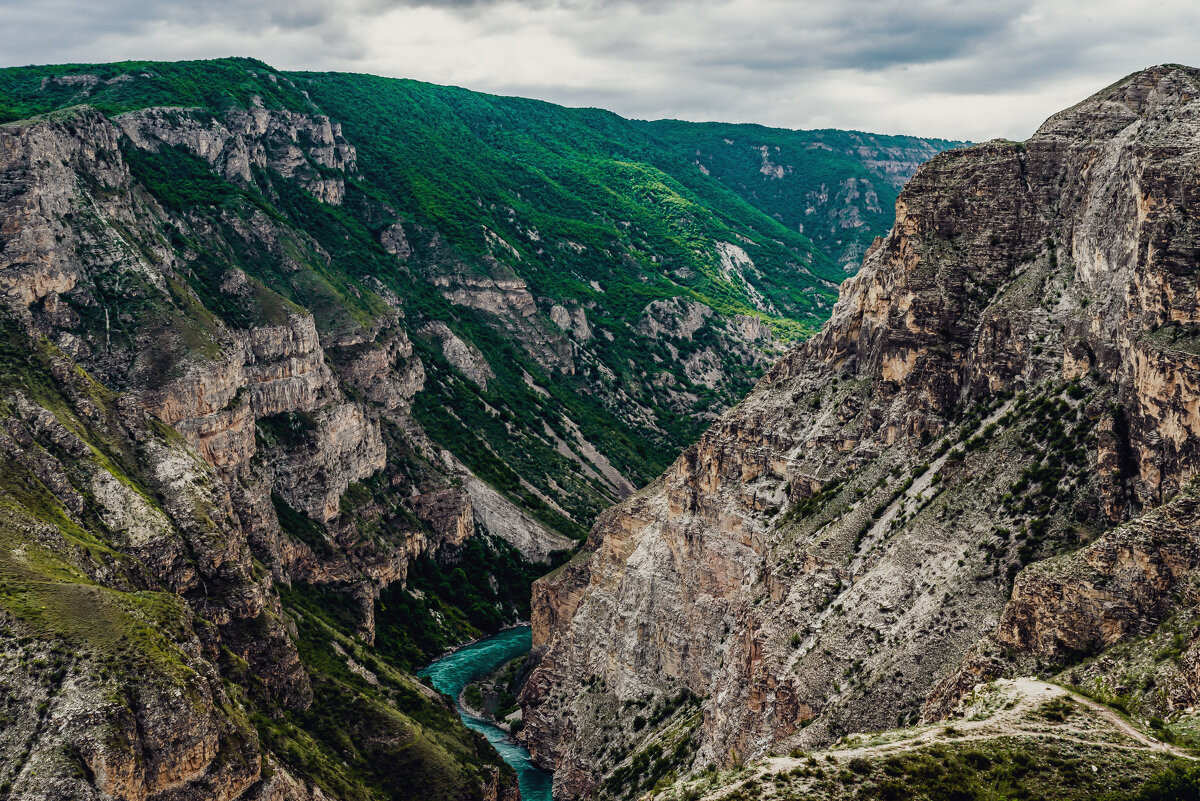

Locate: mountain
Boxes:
[521,65,1200,799]
[0,57,956,800]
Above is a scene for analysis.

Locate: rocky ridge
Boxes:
[521,65,1200,798]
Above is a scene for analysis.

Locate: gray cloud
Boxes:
[0,0,1198,140]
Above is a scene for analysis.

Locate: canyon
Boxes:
[10,53,1200,801]
[0,58,954,800]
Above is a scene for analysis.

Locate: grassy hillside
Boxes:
[639,119,968,271]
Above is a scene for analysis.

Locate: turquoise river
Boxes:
[420,626,553,800]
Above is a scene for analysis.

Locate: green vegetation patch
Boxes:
[374,535,570,672]
[268,581,516,801]
[738,740,1182,801]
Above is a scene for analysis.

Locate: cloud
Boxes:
[1,0,1198,140]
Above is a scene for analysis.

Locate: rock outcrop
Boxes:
[522,65,1200,797]
[117,104,357,205]
[925,475,1200,722]
[999,481,1200,661]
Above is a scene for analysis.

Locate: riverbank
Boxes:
[458,693,518,733]
[459,649,527,733]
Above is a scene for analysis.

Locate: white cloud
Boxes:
[1,0,1198,140]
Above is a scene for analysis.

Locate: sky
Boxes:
[2,0,1199,141]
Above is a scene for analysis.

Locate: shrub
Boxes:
[1126,762,1200,801]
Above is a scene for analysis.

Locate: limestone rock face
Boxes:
[522,65,1200,796]
[451,461,575,562]
[0,108,168,317]
[267,402,387,524]
[998,482,1200,660]
[145,311,343,476]
[925,476,1200,721]
[0,364,302,800]
[0,99,531,801]
[406,487,475,551]
[331,330,425,412]
[420,321,495,390]
[379,222,412,260]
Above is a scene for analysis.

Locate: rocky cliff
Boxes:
[0,100,527,799]
[522,65,1200,799]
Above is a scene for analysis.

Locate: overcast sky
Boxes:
[2,0,1199,141]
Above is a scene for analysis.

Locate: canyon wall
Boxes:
[0,101,542,800]
[522,65,1200,798]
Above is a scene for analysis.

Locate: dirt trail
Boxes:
[690,677,1196,800]
[752,677,1192,778]
[1059,682,1193,758]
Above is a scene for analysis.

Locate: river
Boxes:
[419,626,553,801]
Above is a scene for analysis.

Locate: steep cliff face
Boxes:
[117,104,357,205]
[522,65,1200,798]
[999,482,1200,662]
[0,102,525,800]
[924,475,1200,730]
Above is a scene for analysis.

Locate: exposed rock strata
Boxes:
[117,105,357,204]
[0,100,530,801]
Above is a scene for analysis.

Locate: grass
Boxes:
[726,740,1183,801]
[0,344,206,694]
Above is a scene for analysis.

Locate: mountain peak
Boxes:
[1035,62,1200,140]
[523,64,1200,799]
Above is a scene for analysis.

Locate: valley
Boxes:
[0,56,954,800]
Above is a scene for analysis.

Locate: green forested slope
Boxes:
[0,59,958,534]
[639,119,968,271]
